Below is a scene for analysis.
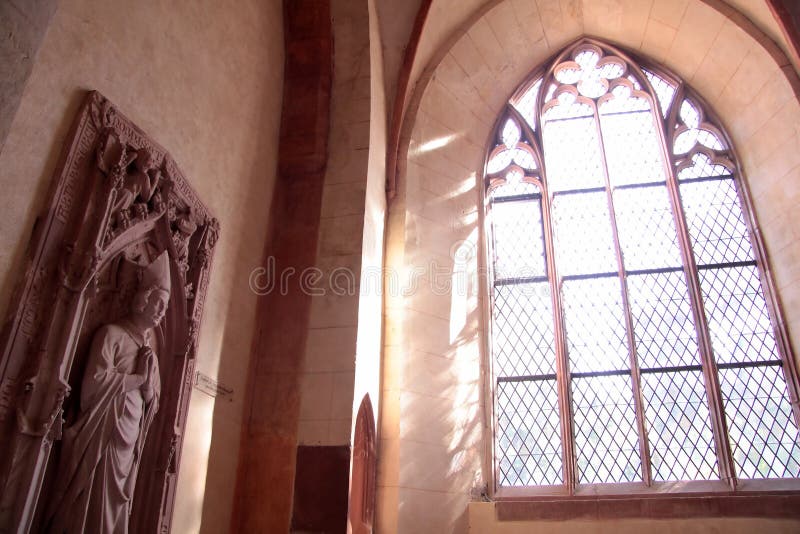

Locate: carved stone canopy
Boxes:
[0,91,219,533]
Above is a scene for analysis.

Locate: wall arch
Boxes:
[380,0,800,532]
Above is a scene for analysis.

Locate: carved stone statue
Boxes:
[113,147,161,214]
[44,252,171,533]
[0,92,218,533]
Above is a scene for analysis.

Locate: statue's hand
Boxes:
[137,346,155,376]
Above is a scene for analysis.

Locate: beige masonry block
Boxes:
[401,310,454,356]
[691,21,752,103]
[780,288,800,355]
[454,141,488,174]
[319,214,365,256]
[641,17,677,64]
[404,247,455,285]
[420,81,468,136]
[401,350,481,400]
[332,93,371,127]
[299,372,335,421]
[328,417,353,445]
[434,53,496,125]
[749,167,783,211]
[716,44,779,116]
[787,315,800,360]
[724,69,794,145]
[309,291,360,328]
[760,212,796,255]
[412,144,471,186]
[582,0,652,50]
[379,389,401,439]
[744,100,800,169]
[649,0,689,28]
[417,141,461,181]
[327,146,369,184]
[534,0,583,51]
[449,33,498,112]
[313,253,362,291]
[377,437,400,487]
[375,485,399,534]
[398,439,482,493]
[509,0,546,49]
[399,390,482,447]
[320,182,367,218]
[411,161,471,199]
[410,103,449,147]
[330,371,355,420]
[304,326,357,373]
[297,420,330,445]
[667,0,725,81]
[405,209,456,249]
[754,133,800,193]
[468,16,512,79]
[772,240,800,294]
[397,488,470,534]
[485,2,534,72]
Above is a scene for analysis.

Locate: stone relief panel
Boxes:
[0,91,219,533]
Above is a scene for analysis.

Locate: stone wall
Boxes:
[0,0,284,532]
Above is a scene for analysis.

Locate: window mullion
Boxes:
[540,181,576,494]
[592,101,653,487]
[654,86,737,489]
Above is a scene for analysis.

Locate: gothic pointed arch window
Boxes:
[485,38,800,496]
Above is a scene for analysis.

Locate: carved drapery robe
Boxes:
[46,322,160,533]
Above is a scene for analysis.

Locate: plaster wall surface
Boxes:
[382,0,800,532]
[0,0,284,532]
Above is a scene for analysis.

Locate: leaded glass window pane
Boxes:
[488,39,799,493]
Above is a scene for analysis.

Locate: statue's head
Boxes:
[132,252,171,328]
[132,286,170,328]
[135,147,156,172]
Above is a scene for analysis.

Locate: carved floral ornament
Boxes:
[485,42,736,196]
[0,91,219,533]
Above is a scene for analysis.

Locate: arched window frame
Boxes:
[483,38,800,499]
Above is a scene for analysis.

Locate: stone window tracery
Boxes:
[485,39,800,494]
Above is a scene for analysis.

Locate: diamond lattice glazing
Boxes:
[542,108,605,192]
[600,104,666,187]
[699,265,778,365]
[492,199,546,280]
[552,191,618,276]
[497,379,564,485]
[643,69,676,117]
[641,370,718,481]
[720,365,800,479]
[614,186,682,270]
[493,283,556,377]
[680,178,754,266]
[572,374,642,483]
[627,272,700,369]
[562,277,630,373]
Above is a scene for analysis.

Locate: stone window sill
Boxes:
[494,492,800,521]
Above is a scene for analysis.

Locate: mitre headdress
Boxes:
[141,251,171,294]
